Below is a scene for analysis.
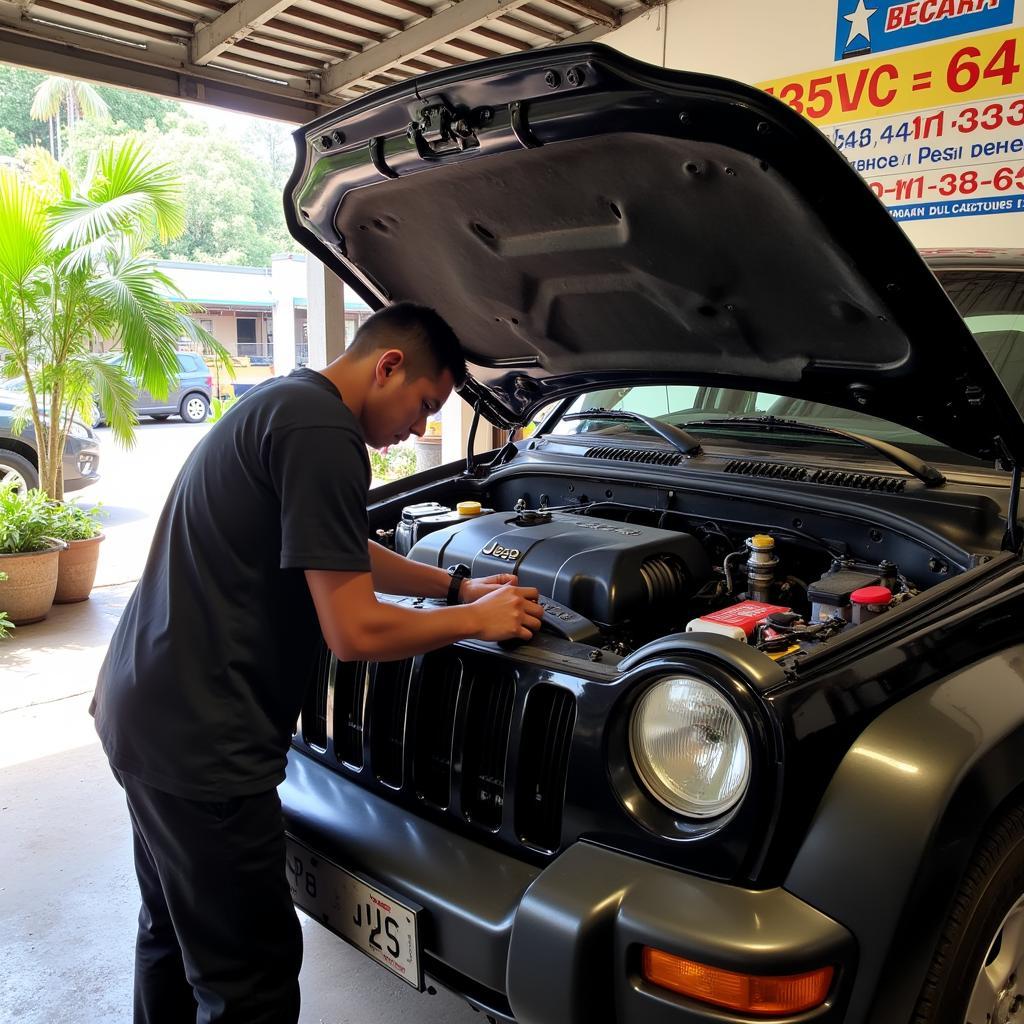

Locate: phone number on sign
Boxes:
[834,100,1024,149]
[869,165,1024,199]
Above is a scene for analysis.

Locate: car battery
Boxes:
[686,600,792,642]
[808,569,880,622]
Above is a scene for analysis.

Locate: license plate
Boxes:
[285,837,422,989]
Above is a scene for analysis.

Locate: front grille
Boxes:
[300,642,332,750]
[413,653,463,807]
[585,445,685,466]
[334,660,368,768]
[298,644,576,856]
[461,668,516,829]
[369,659,412,788]
[515,685,576,851]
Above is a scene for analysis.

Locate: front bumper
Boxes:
[63,442,100,491]
[281,752,854,1022]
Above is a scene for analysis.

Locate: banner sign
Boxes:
[759,25,1024,219]
[835,0,1014,60]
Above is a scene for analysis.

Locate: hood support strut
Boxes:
[1004,463,1022,552]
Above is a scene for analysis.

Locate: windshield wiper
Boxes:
[679,415,945,487]
[562,409,703,457]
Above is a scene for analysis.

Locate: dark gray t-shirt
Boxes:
[91,369,371,800]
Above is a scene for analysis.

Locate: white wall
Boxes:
[603,0,1024,247]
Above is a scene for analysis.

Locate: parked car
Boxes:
[279,45,1024,1024]
[0,390,101,493]
[101,351,213,423]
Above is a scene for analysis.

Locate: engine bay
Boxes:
[391,497,927,666]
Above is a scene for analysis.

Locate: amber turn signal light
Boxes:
[641,947,834,1016]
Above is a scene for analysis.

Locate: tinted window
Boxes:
[934,269,1024,413]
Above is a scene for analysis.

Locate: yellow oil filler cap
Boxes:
[749,534,775,549]
[457,501,482,516]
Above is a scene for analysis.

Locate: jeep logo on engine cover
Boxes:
[481,540,521,561]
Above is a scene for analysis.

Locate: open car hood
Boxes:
[286,44,1024,464]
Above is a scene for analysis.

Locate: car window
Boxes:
[548,268,1024,468]
[936,269,1024,414]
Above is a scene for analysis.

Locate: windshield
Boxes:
[549,267,1024,469]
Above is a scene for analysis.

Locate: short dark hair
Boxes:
[349,302,466,385]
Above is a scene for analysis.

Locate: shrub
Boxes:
[0,484,58,553]
[47,500,105,542]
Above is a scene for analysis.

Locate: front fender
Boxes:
[784,645,1024,1024]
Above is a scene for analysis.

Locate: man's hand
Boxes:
[458,573,520,604]
[469,583,544,642]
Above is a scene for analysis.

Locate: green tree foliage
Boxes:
[66,112,297,265]
[0,142,231,499]
[0,66,50,149]
[1,67,298,267]
[94,86,177,132]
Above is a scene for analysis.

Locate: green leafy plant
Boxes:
[0,140,232,499]
[47,499,105,541]
[369,444,417,483]
[209,395,237,424]
[0,571,14,640]
[0,483,59,554]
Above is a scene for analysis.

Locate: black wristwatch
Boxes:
[445,563,471,605]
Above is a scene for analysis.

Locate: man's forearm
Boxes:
[368,540,450,598]
[342,600,481,661]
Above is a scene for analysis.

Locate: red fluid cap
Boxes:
[851,586,893,606]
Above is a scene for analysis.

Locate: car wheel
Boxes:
[150,414,170,421]
[912,801,1024,1023]
[180,394,209,423]
[0,450,40,494]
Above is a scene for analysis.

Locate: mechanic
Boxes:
[90,301,544,1024]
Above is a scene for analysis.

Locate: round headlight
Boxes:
[629,676,751,818]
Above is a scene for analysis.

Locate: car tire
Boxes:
[150,414,170,422]
[0,449,40,493]
[180,393,209,423]
[912,800,1024,1023]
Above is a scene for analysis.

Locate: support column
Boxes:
[306,253,347,367]
[271,254,298,375]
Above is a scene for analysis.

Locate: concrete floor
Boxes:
[0,420,480,1024]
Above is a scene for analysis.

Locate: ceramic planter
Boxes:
[54,533,105,604]
[0,542,62,625]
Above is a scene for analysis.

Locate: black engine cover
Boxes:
[407,511,711,625]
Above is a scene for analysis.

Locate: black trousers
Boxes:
[116,769,303,1024]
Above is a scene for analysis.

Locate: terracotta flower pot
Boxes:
[0,542,62,625]
[54,533,105,604]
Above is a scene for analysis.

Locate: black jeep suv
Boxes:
[280,45,1024,1024]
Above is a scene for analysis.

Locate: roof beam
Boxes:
[546,0,619,29]
[320,0,525,94]
[376,0,430,15]
[307,0,405,31]
[192,0,297,64]
[0,20,326,121]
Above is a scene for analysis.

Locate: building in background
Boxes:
[96,253,373,375]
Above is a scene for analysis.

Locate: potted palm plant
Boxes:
[48,500,105,603]
[0,140,231,500]
[0,483,64,624]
